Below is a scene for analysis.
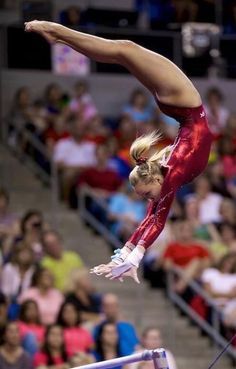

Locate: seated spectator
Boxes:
[18,209,47,262]
[191,175,223,224]
[204,87,230,137]
[84,115,110,145]
[114,115,136,152]
[128,327,177,369]
[0,321,32,369]
[94,293,139,356]
[0,294,8,344]
[44,115,70,154]
[68,80,97,124]
[93,321,123,368]
[7,87,32,142]
[201,253,236,308]
[53,120,97,203]
[135,0,175,30]
[219,198,236,226]
[44,83,66,122]
[0,188,18,241]
[57,301,94,356]
[1,244,36,302]
[122,89,154,125]
[207,162,230,197]
[107,139,132,180]
[65,268,102,324]
[218,136,236,181]
[77,144,123,201]
[18,300,45,350]
[33,324,70,368]
[207,223,236,262]
[184,196,210,241]
[60,6,82,27]
[41,230,84,291]
[19,267,64,325]
[162,219,211,296]
[172,0,198,23]
[107,183,146,241]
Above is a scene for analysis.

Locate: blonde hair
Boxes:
[129,131,171,186]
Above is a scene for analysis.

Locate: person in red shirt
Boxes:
[33,324,69,368]
[57,302,94,357]
[77,144,123,200]
[162,218,211,295]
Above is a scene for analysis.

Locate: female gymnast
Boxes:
[25,21,213,283]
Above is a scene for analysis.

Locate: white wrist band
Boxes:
[127,247,145,267]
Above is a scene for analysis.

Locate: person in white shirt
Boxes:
[54,119,97,203]
[190,175,223,224]
[204,87,230,136]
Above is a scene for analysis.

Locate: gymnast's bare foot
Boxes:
[24,20,58,44]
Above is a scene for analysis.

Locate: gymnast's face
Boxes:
[134,177,163,201]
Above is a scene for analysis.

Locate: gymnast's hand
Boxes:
[25,20,58,44]
[90,261,115,276]
[106,262,140,284]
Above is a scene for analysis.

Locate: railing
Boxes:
[167,267,236,360]
[78,186,123,250]
[71,349,169,369]
[1,118,60,227]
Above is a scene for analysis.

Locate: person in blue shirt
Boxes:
[93,293,139,357]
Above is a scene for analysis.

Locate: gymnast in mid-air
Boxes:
[25,20,213,283]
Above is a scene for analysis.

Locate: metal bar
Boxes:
[71,350,167,369]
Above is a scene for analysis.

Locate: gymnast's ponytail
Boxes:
[129,131,171,186]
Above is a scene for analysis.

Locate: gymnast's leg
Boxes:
[25,21,201,108]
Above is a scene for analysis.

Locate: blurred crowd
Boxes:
[0,188,179,368]
[57,1,236,34]
[3,77,236,366]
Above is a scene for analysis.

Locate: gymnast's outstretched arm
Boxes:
[25,21,201,108]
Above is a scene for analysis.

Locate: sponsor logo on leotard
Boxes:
[200,111,205,118]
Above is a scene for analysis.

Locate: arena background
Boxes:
[0,1,236,369]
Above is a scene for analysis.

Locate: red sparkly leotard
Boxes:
[128,101,213,250]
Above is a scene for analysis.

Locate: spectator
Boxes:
[172,0,198,23]
[0,321,32,369]
[93,321,122,368]
[60,6,82,27]
[128,327,177,369]
[57,301,94,356]
[33,324,69,368]
[77,144,123,201]
[162,219,211,296]
[0,294,8,345]
[122,89,153,125]
[219,198,236,226]
[68,80,97,123]
[218,136,236,181]
[184,196,210,241]
[94,293,139,356]
[19,209,47,262]
[19,267,64,325]
[135,0,175,30]
[191,175,223,224]
[44,115,70,154]
[1,244,36,302]
[204,87,230,137]
[65,268,102,324]
[53,120,97,203]
[44,83,65,119]
[107,183,146,241]
[84,115,110,145]
[207,222,236,261]
[41,230,84,291]
[0,188,18,240]
[18,300,45,350]
[8,87,32,137]
[201,253,236,308]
